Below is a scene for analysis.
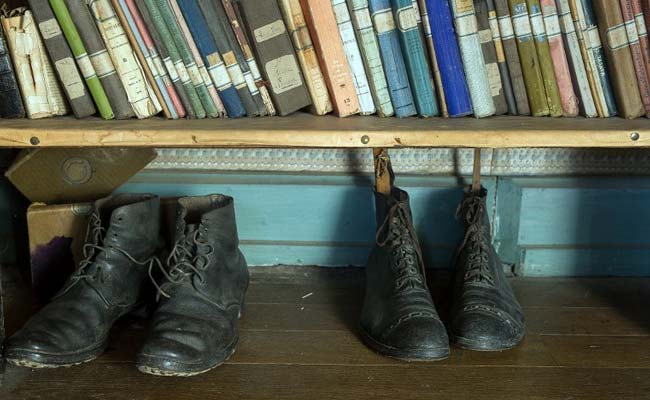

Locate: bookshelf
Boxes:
[1,114,650,148]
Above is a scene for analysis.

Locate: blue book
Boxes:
[368,0,417,117]
[176,0,246,118]
[424,0,472,117]
[391,0,438,117]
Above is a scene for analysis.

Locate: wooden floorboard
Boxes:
[2,271,649,399]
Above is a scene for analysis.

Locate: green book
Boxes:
[49,0,114,119]
[143,0,207,118]
[152,0,218,118]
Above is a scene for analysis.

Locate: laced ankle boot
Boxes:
[5,194,161,368]
[137,194,249,376]
[450,188,525,351]
[360,188,449,361]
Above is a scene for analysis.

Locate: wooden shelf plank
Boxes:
[1,114,650,148]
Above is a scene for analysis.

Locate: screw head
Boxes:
[30,136,40,146]
[630,132,641,141]
[361,135,370,145]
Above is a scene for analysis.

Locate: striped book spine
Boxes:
[486,0,518,114]
[475,0,508,114]
[620,0,650,116]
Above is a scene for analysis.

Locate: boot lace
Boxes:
[455,195,494,286]
[148,229,214,298]
[376,201,427,292]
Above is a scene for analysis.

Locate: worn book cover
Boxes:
[300,0,360,117]
[475,0,508,114]
[540,0,579,116]
[391,0,437,116]
[118,0,182,119]
[348,0,394,116]
[66,0,135,119]
[278,0,333,115]
[555,0,597,117]
[630,0,650,97]
[1,10,69,119]
[222,0,276,116]
[592,0,644,118]
[28,0,96,118]
[234,0,312,116]
[485,0,518,114]
[332,0,376,115]
[508,0,549,116]
[450,0,496,117]
[176,0,246,118]
[417,0,450,117]
[169,0,226,117]
[424,0,472,117]
[87,0,162,119]
[368,0,416,117]
[570,0,617,117]
[494,0,530,114]
[0,19,25,118]
[620,0,650,116]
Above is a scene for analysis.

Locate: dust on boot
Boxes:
[360,188,449,361]
[137,195,249,377]
[5,194,161,368]
[450,188,525,351]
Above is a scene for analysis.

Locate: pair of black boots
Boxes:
[360,186,525,360]
[5,194,249,376]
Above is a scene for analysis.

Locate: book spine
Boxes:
[154,0,218,118]
[135,0,195,118]
[391,0,438,116]
[300,0,360,117]
[526,0,564,116]
[332,0,376,115]
[367,0,416,117]
[540,0,579,116]
[475,0,508,114]
[0,26,25,118]
[278,0,333,115]
[555,0,597,117]
[222,0,277,116]
[124,0,185,118]
[592,0,644,118]
[486,0,519,114]
[574,0,618,116]
[1,12,69,119]
[87,0,161,119]
[630,0,650,100]
[418,0,450,117]
[450,0,496,117]
[620,0,650,116]
[348,0,394,117]
[29,0,96,118]
[176,0,246,118]
[168,0,225,117]
[197,0,259,117]
[494,0,530,114]
[508,0,550,115]
[144,0,206,118]
[113,0,174,119]
[212,0,267,116]
[425,0,473,117]
[65,0,134,119]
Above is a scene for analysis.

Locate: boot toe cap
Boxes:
[451,307,524,351]
[365,317,450,361]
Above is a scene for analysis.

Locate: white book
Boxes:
[331,0,376,115]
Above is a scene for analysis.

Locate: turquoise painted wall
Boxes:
[116,171,650,277]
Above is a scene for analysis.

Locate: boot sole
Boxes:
[5,343,106,369]
[359,326,450,362]
[137,341,237,377]
[450,333,524,352]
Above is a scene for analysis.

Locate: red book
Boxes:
[622,0,650,116]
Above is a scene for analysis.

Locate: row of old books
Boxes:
[1,0,650,120]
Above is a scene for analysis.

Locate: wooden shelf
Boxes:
[1,114,650,148]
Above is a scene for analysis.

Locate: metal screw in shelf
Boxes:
[630,132,640,141]
[361,135,370,145]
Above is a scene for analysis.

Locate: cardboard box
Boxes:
[6,148,157,204]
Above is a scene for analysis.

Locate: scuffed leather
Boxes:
[0,24,25,118]
[137,194,249,375]
[360,188,449,361]
[450,187,525,350]
[5,194,161,365]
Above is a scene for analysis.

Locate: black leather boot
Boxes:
[450,188,525,351]
[360,188,449,361]
[137,195,249,376]
[5,194,161,368]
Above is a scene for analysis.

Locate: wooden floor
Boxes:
[1,267,649,399]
